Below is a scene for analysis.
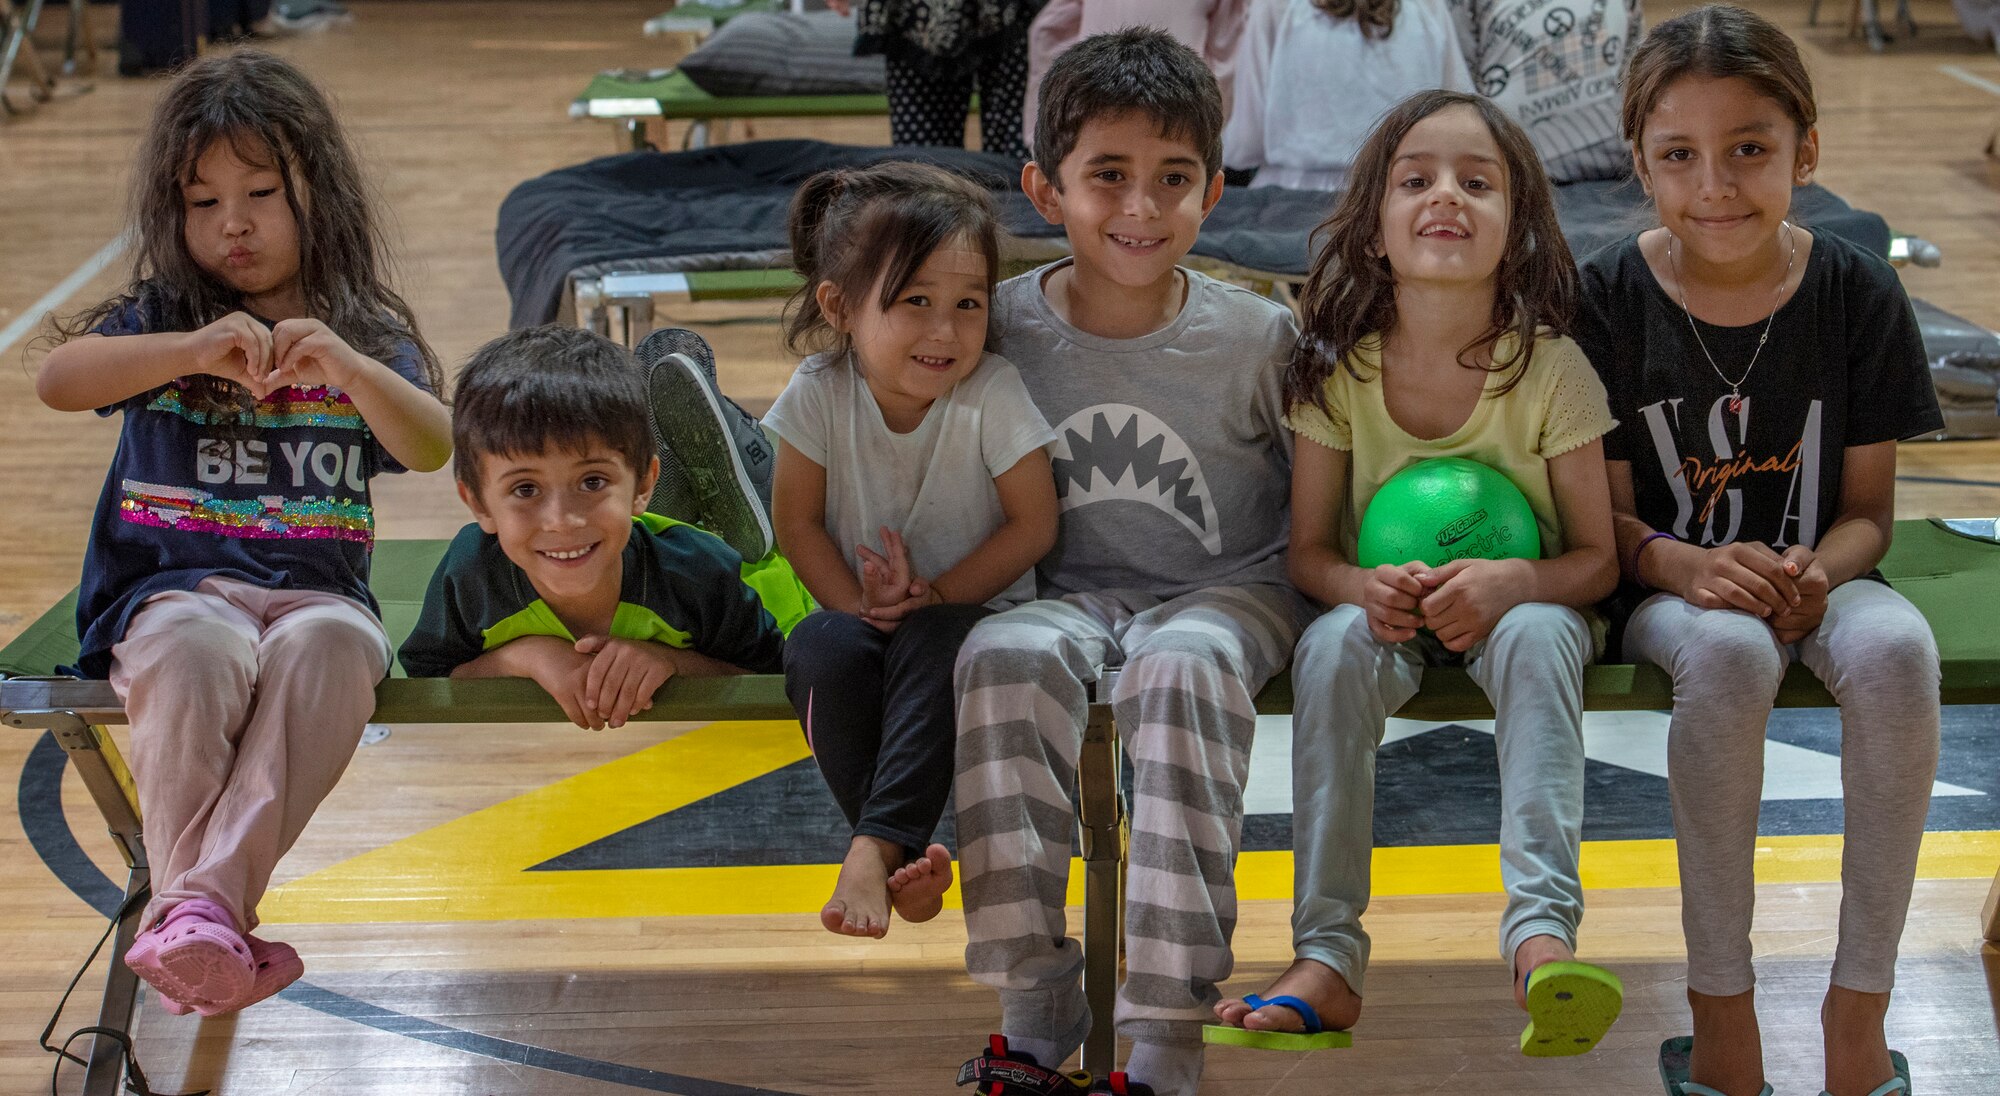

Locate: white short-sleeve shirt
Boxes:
[763,351,1056,610]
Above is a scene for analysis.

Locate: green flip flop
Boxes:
[1658,1036,1773,1096]
[1817,1049,1912,1096]
[1519,960,1623,1057]
[1202,995,1353,1052]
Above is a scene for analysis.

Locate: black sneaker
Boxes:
[635,327,774,507]
[634,328,773,561]
[957,1036,1098,1095]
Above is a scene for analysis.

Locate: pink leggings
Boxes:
[109,576,389,931]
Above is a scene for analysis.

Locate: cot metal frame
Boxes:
[3,679,146,1096]
[8,511,1999,1091]
[0,672,1135,1087]
[0,0,94,115]
[568,253,1295,351]
[566,243,1935,352]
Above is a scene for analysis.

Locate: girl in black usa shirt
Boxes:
[1574,8,1943,1096]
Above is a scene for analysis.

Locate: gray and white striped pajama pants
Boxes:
[953,583,1313,1050]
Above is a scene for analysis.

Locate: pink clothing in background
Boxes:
[1024,0,1249,147]
[110,576,389,930]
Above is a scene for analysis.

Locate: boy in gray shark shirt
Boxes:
[951,28,1311,1096]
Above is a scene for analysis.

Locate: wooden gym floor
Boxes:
[2,2,1998,1093]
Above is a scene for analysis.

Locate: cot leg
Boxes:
[81,867,148,1096]
[604,294,655,350]
[1078,698,1122,1078]
[1983,861,2000,944]
[1860,0,1887,50]
[2,709,151,1096]
[1,0,58,115]
[62,0,93,77]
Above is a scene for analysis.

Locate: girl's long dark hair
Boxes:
[50,50,441,424]
[1285,90,1576,419]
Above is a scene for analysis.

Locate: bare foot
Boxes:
[1689,987,1765,1096]
[821,836,894,938]
[1512,934,1575,1010]
[1821,986,1894,1096]
[1212,958,1362,1034]
[886,843,953,924]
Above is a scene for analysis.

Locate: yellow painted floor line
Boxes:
[265,830,2000,925]
[260,721,2000,924]
[262,720,2000,924]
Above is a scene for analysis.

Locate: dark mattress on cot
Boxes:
[497,139,1891,329]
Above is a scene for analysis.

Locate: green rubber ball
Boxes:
[1356,457,1541,569]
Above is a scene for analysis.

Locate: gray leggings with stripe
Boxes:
[1623,579,1940,996]
[953,584,1311,1049]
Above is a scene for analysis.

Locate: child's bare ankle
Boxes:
[1510,934,1575,1007]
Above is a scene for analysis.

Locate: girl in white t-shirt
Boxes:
[1224,0,1476,191]
[762,161,1059,939]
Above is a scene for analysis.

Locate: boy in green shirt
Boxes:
[399,325,810,728]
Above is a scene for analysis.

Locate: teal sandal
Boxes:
[1201,995,1353,1052]
[1519,961,1623,1057]
[1817,1050,1911,1096]
[1658,1036,1774,1096]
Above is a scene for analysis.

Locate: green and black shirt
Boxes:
[398,514,805,678]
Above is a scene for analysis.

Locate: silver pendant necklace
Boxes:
[1666,220,1796,416]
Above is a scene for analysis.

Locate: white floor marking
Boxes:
[1242,711,1982,817]
[0,235,127,356]
[1939,64,2000,98]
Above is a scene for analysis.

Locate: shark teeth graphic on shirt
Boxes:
[1049,404,1222,556]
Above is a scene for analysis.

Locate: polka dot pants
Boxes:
[884,36,1030,160]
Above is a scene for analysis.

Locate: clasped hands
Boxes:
[855,526,942,633]
[1361,558,1525,652]
[1682,541,1829,644]
[517,634,682,731]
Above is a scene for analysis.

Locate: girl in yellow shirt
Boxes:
[1210,89,1624,1060]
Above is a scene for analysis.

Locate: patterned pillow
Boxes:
[677,11,886,97]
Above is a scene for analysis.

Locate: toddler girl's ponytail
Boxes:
[784,170,852,353]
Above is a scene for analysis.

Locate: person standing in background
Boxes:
[1023,0,1249,145]
[829,0,1047,159]
[1446,0,1642,183]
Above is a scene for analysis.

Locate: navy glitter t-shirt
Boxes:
[71,292,430,677]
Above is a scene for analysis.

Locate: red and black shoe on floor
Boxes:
[956,1036,1155,1096]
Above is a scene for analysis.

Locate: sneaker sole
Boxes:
[646,353,772,560]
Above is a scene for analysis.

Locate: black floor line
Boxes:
[16,733,808,1096]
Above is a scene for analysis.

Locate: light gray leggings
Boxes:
[1289,601,1592,996]
[1623,579,1940,996]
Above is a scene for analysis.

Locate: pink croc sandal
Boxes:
[155,933,303,1017]
[125,899,255,1017]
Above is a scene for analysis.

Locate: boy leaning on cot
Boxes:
[397,325,812,722]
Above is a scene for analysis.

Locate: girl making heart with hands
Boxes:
[37,51,448,1019]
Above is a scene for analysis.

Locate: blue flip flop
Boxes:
[1520,960,1622,1057]
[1659,1036,1774,1096]
[1201,994,1353,1052]
[1817,1050,1912,1096]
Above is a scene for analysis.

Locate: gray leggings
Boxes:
[1289,602,1593,995]
[1623,579,1940,996]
